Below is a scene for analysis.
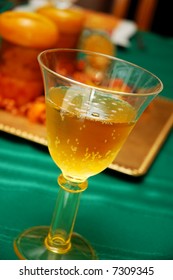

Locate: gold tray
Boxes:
[0,97,173,176]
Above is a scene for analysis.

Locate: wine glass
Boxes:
[14,49,163,260]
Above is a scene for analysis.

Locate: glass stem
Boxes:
[45,174,88,254]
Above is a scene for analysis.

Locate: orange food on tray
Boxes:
[0,11,59,48]
[26,96,46,124]
[83,10,120,34]
[0,11,58,106]
[80,31,115,57]
[36,6,85,48]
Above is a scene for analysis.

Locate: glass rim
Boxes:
[38,48,163,97]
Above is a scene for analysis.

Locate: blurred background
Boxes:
[0,0,172,37]
[77,0,172,37]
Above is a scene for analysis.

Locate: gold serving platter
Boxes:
[0,97,173,176]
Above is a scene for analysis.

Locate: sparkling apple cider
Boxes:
[46,87,136,182]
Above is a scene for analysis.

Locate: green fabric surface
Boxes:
[0,31,173,260]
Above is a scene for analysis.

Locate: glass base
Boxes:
[14,226,97,260]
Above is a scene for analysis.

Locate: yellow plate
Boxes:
[0,97,173,176]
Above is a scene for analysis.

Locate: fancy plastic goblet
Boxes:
[14,49,163,259]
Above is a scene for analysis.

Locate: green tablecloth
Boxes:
[0,31,173,260]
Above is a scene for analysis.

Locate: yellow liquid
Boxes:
[46,87,136,182]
